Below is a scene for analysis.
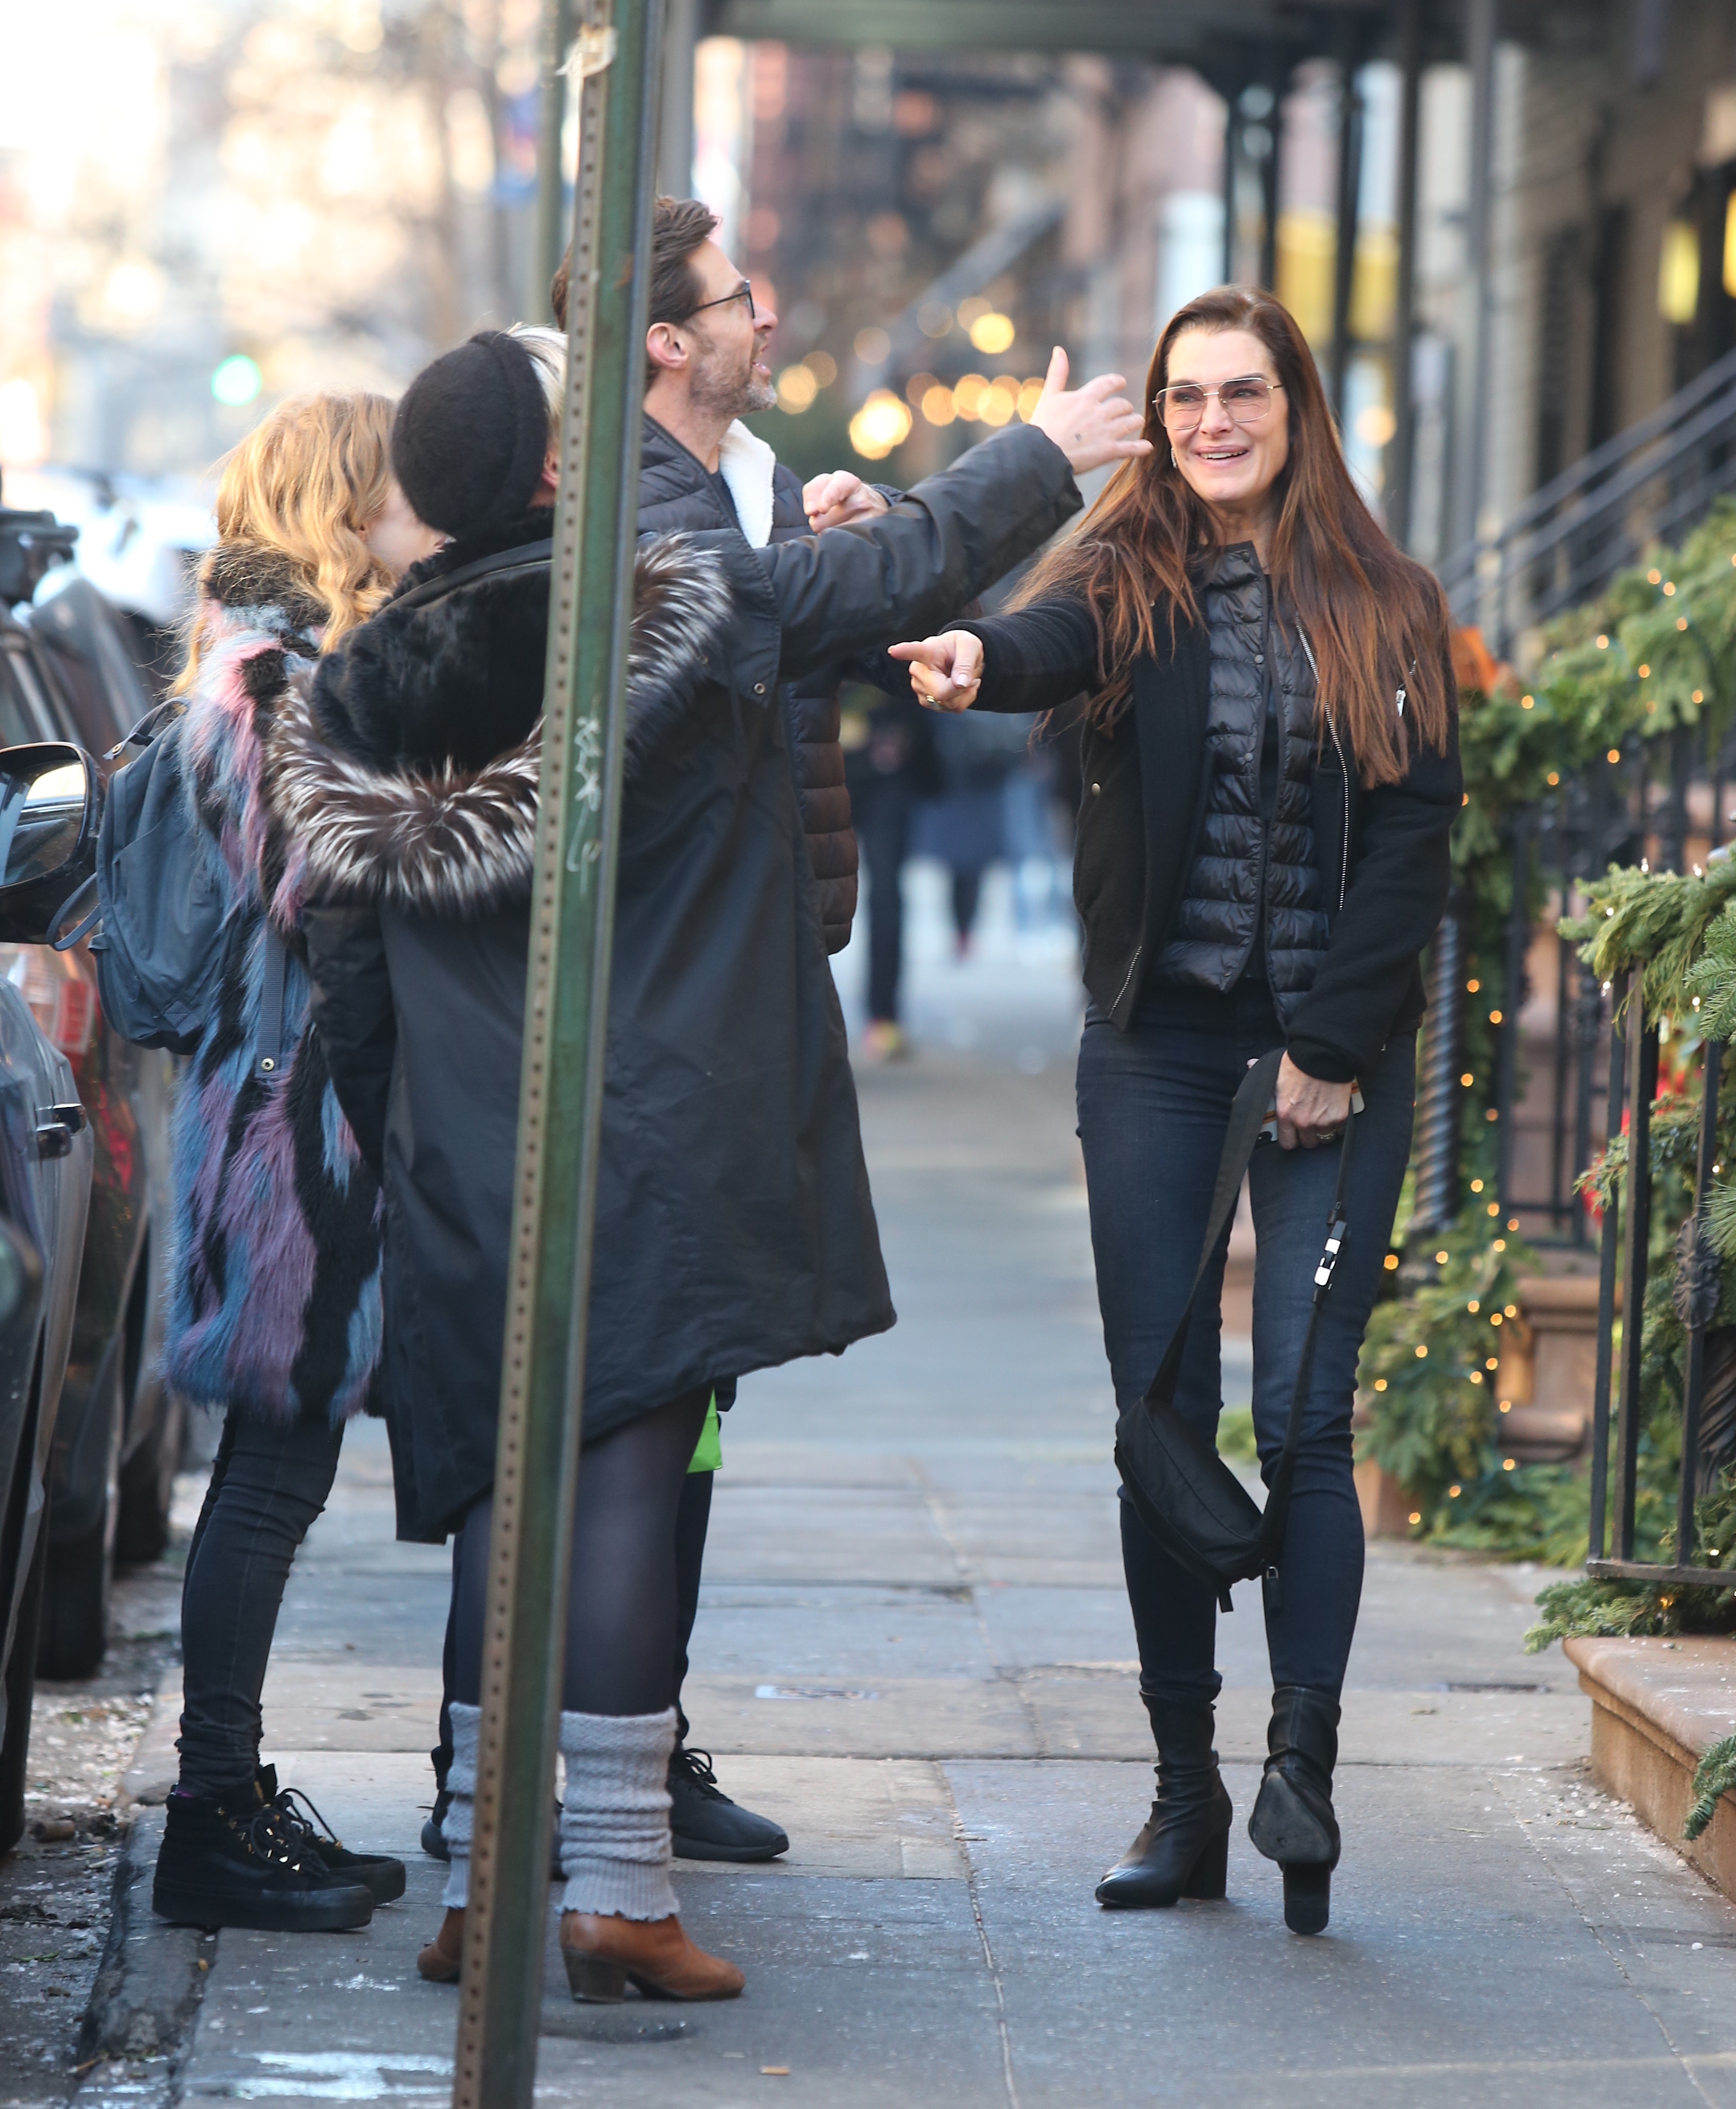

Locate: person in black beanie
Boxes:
[291,320,1146,1996]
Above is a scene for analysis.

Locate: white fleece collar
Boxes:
[716,419,777,548]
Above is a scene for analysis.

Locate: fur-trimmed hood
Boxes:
[273,534,733,920]
[198,545,327,645]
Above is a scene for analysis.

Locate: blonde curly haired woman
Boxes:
[148,393,444,1938]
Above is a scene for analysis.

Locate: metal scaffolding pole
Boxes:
[1328,45,1363,421]
[658,0,699,196]
[529,0,578,323]
[451,3,664,2104]
[1456,0,1497,557]
[1385,0,1422,545]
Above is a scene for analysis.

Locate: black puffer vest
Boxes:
[1153,544,1333,1015]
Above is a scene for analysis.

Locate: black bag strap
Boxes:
[255,926,288,1082]
[1137,1045,1358,1603]
[105,697,186,765]
[1141,1048,1285,1415]
[389,540,554,616]
[49,872,100,952]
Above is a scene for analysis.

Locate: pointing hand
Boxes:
[886,631,985,712]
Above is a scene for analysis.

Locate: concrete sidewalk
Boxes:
[139,1043,1736,2109]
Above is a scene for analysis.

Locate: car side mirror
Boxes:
[0,744,103,946]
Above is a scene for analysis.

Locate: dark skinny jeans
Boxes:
[1075,980,1415,1708]
[177,1407,344,1797]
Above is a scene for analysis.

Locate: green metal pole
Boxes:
[529,0,577,323]
[451,5,663,2104]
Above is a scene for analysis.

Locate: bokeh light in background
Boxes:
[210,355,263,408]
[847,389,913,461]
[776,365,817,412]
[966,312,1015,356]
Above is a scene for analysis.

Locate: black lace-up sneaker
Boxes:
[421,1787,565,1880]
[152,1777,375,1932]
[669,1747,789,1863]
[256,1765,406,1905]
[422,1788,454,1862]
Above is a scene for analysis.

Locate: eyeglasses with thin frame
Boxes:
[686,279,756,323]
[1154,375,1282,435]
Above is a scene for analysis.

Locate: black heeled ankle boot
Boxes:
[1095,1697,1232,1909]
[1247,1686,1341,1934]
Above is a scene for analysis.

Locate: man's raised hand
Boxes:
[1027,347,1151,477]
[886,631,985,712]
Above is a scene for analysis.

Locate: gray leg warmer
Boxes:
[557,1707,678,1921]
[441,1701,480,1910]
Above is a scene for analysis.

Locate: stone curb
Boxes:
[79,1806,213,2071]
[1565,1633,1736,1903]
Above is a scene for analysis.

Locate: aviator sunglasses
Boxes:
[1154,375,1283,435]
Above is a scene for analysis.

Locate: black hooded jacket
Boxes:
[285,425,1080,1538]
[636,416,874,953]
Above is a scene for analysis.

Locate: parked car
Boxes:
[0,742,101,1854]
[0,509,179,1680]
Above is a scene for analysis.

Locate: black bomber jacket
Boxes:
[954,594,1462,1082]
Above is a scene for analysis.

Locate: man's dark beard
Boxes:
[691,335,775,423]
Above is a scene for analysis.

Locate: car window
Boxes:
[0,645,55,746]
[29,580,150,750]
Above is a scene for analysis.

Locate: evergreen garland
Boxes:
[1686,1732,1736,1842]
[1360,499,1736,1552]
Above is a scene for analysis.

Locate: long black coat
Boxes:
[958,595,1462,1082]
[283,425,1080,1538]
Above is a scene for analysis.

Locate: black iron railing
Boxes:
[1447,724,1736,1251]
[1439,344,1736,659]
[1583,978,1730,1588]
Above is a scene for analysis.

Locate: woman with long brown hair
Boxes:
[891,286,1460,1935]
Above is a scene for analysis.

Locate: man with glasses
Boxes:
[555,197,888,960]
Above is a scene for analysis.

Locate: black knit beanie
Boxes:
[391,331,550,538]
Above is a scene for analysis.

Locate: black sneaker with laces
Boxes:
[421,1788,454,1862]
[152,1776,375,1932]
[669,1745,789,1863]
[420,1788,566,1880]
[257,1765,406,1905]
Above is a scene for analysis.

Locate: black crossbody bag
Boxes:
[1113,1045,1356,1615]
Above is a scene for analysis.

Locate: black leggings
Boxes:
[177,1407,344,1797]
[433,1461,712,1784]
[450,1391,711,1716]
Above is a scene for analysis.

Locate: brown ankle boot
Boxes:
[416,1907,464,1983]
[559,1910,744,2003]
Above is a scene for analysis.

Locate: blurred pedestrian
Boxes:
[919,707,1028,954]
[150,394,442,1935]
[287,326,1142,2000]
[842,681,939,1059]
[892,286,1460,1936]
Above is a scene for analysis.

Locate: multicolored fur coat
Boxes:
[163,547,382,1425]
